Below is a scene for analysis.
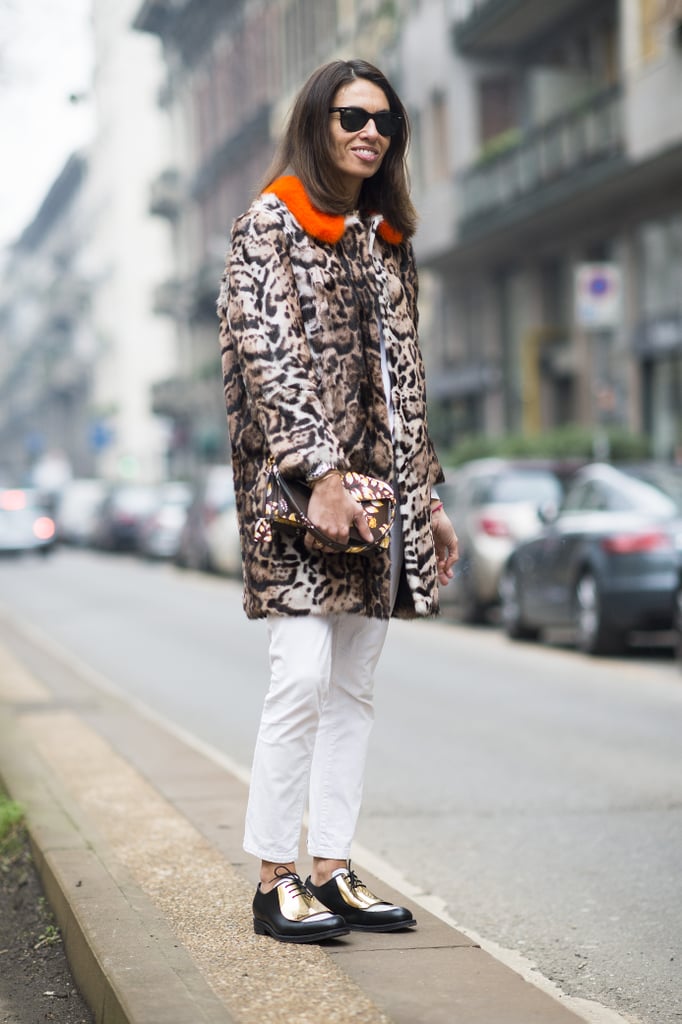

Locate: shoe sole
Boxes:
[253,919,350,943]
[346,918,417,932]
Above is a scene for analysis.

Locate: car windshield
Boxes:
[625,465,682,514]
[481,472,562,504]
[562,466,681,516]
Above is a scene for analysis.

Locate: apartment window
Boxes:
[638,217,682,315]
[429,90,449,182]
[478,76,518,145]
[462,280,487,362]
[531,8,618,94]
[540,259,568,326]
[597,17,619,83]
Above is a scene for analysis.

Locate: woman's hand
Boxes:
[431,505,459,586]
[304,473,374,553]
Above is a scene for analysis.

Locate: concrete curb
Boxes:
[0,707,234,1024]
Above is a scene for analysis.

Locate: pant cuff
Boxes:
[243,840,300,864]
[306,842,352,859]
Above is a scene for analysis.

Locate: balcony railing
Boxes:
[459,86,624,229]
[453,0,596,55]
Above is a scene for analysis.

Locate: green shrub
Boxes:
[0,794,24,860]
[443,426,651,465]
[475,127,522,165]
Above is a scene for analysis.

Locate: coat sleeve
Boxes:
[218,205,349,480]
[401,242,445,489]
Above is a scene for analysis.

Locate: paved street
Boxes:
[0,547,680,1024]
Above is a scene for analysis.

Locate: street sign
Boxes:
[89,420,114,451]
[574,263,621,329]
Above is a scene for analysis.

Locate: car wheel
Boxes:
[574,571,625,656]
[499,564,540,641]
[674,581,682,666]
[457,563,488,624]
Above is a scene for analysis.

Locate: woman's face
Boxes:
[328,78,392,204]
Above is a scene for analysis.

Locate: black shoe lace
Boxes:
[346,860,365,894]
[345,861,384,904]
[272,866,310,899]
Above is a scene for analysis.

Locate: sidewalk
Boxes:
[0,614,608,1024]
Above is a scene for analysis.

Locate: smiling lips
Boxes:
[351,146,380,162]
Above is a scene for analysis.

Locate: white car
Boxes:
[204,498,242,578]
[439,458,571,622]
[54,478,108,546]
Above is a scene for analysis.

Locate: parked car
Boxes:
[204,493,242,578]
[138,481,195,560]
[499,462,682,655]
[0,487,56,556]
[54,478,109,546]
[175,466,235,571]
[671,573,675,667]
[91,482,161,552]
[439,458,572,622]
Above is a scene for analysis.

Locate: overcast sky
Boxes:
[0,0,93,249]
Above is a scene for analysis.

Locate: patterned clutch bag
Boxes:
[255,464,396,554]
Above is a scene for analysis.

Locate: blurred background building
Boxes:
[405,0,682,461]
[84,0,177,483]
[0,153,93,483]
[1,0,681,487]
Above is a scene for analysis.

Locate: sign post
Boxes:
[574,263,623,459]
[574,263,621,329]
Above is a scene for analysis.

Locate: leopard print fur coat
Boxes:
[217,175,444,620]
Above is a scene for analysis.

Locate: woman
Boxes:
[217,59,458,943]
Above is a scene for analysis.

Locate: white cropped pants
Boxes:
[243,612,390,862]
[243,528,402,863]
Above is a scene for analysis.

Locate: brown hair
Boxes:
[261,59,417,240]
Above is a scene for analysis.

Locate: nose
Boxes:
[359,116,380,138]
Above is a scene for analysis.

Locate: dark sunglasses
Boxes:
[329,106,403,137]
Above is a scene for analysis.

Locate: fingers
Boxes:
[437,553,456,586]
[303,533,336,554]
[433,514,459,587]
[304,506,374,554]
[307,480,374,547]
[352,507,375,544]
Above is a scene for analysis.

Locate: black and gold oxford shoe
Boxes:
[306,862,417,932]
[252,869,350,943]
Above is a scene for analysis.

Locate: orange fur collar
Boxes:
[263,175,403,246]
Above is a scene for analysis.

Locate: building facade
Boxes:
[83,0,178,482]
[0,2,182,487]
[0,154,95,484]
[402,0,682,459]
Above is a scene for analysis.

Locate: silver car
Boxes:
[499,462,682,655]
[0,487,56,556]
[439,458,569,622]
